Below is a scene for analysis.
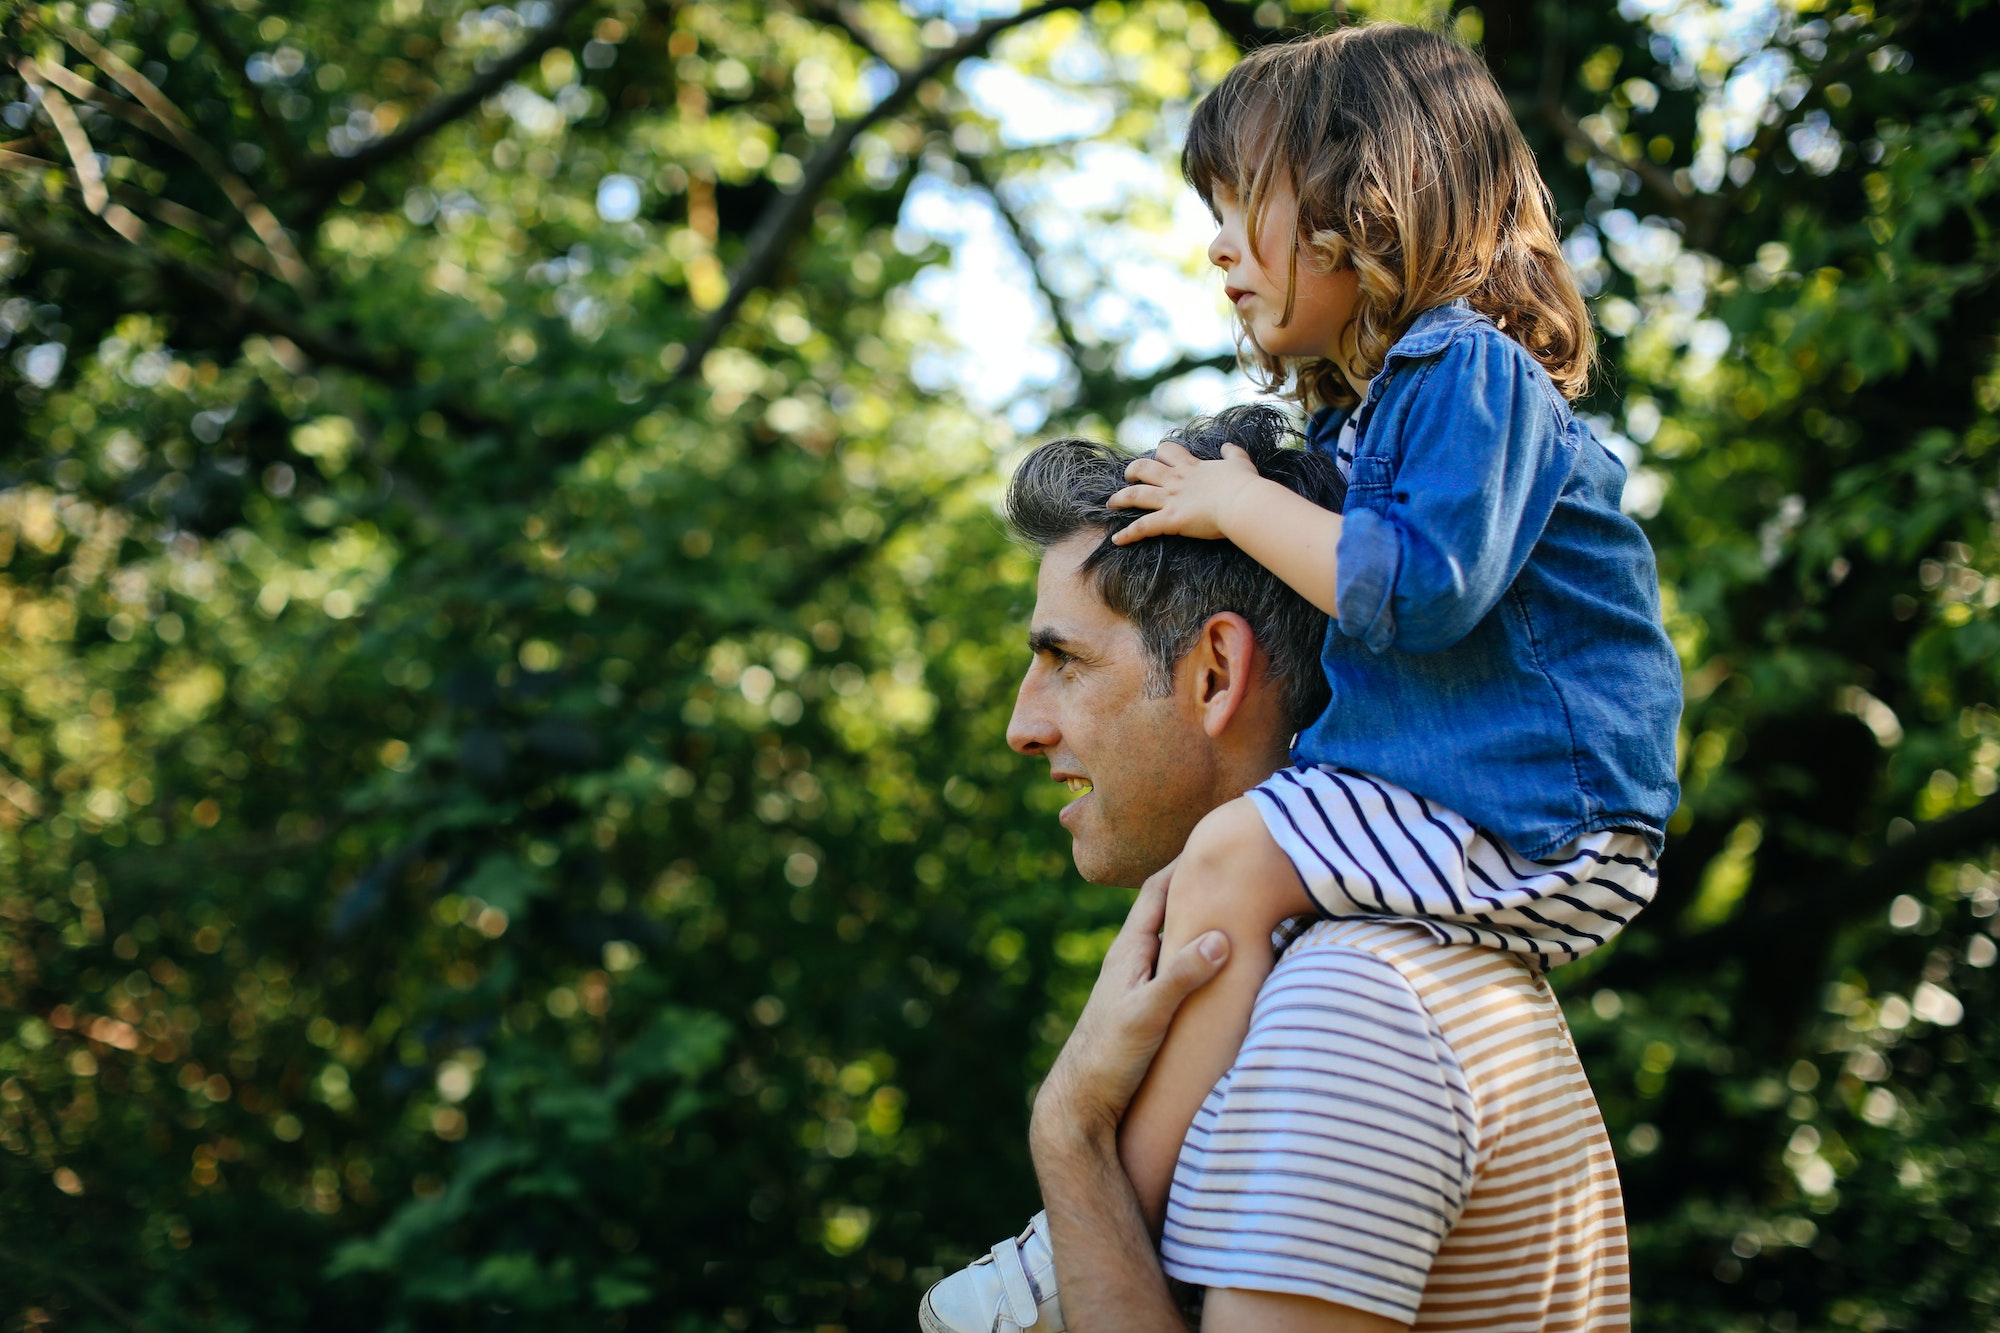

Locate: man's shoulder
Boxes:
[1279,919,1607,1147]
[1270,920,1578,1101]
[1245,925,1475,1120]
[1175,927,1627,1329]
[1276,917,1543,1007]
[1256,923,1446,1042]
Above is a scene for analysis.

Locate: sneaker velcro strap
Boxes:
[988,1233,1040,1329]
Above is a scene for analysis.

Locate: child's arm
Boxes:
[1108,440,1343,616]
[1332,337,1575,655]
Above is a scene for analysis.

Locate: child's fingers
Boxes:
[1154,440,1196,466]
[1105,483,1164,512]
[1220,441,1252,463]
[1123,456,1173,486]
[1109,510,1174,545]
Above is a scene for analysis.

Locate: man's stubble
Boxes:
[1068,687,1230,891]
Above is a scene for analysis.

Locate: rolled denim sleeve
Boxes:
[1335,333,1578,655]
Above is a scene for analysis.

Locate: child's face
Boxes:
[1207,177,1361,380]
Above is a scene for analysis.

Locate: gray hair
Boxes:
[1006,404,1344,732]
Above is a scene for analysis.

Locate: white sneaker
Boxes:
[919,1210,1066,1333]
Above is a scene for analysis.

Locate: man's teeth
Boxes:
[1066,778,1092,794]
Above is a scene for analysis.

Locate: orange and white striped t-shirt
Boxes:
[1160,918,1630,1331]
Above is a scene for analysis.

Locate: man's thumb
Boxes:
[1155,931,1230,1002]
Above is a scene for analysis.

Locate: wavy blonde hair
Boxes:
[1183,23,1592,411]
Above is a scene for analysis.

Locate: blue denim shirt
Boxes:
[1294,302,1682,858]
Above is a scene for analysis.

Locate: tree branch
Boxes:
[1525,16,1899,249]
[1532,97,1696,226]
[669,0,1091,388]
[0,1241,158,1333]
[14,60,146,242]
[1747,58,1880,174]
[21,58,245,251]
[181,0,301,179]
[17,225,391,379]
[57,28,315,293]
[1118,350,1241,399]
[292,0,593,212]
[1502,5,1692,228]
[0,760,44,820]
[949,140,1092,371]
[948,135,1243,415]
[16,225,504,531]
[808,0,903,67]
[1827,796,2000,918]
[1200,0,1292,52]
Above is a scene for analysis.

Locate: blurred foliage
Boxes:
[3,0,2000,1329]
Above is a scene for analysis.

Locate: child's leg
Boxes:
[1117,794,1313,1236]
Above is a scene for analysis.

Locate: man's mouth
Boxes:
[1056,775,1092,831]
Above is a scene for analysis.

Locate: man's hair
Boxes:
[1181,23,1593,412]
[1006,404,1343,733]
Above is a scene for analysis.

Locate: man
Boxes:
[926,406,1630,1331]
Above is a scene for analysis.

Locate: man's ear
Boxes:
[1188,612,1260,739]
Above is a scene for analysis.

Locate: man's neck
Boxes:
[1212,739,1293,807]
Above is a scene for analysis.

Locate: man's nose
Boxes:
[1006,671,1057,757]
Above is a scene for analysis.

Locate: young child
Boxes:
[922,24,1681,1332]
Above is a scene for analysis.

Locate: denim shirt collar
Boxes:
[1306,301,1488,452]
[1381,299,1485,367]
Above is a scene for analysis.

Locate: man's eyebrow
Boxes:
[1027,627,1083,658]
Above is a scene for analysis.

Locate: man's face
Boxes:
[1006,534,1221,887]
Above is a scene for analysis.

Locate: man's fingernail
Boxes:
[1199,932,1227,961]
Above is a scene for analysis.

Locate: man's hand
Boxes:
[1107,440,1267,546]
[1031,868,1229,1154]
[1027,870,1227,1332]
[1028,874,1412,1333]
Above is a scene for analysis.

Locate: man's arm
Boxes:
[1028,879,1409,1333]
[1030,1114,1185,1330]
[1029,876,1217,1331]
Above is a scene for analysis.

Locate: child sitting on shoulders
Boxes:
[924,24,1681,1333]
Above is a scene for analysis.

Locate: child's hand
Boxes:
[1107,441,1263,545]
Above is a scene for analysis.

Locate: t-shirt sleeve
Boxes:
[1334,332,1579,655]
[1158,939,1477,1325]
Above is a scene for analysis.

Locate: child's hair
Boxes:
[1182,23,1592,410]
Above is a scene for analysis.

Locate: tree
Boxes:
[1517,0,2000,1325]
[3,0,2000,1328]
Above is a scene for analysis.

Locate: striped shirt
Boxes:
[1252,765,1657,965]
[1161,918,1629,1331]
[1333,401,1362,478]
